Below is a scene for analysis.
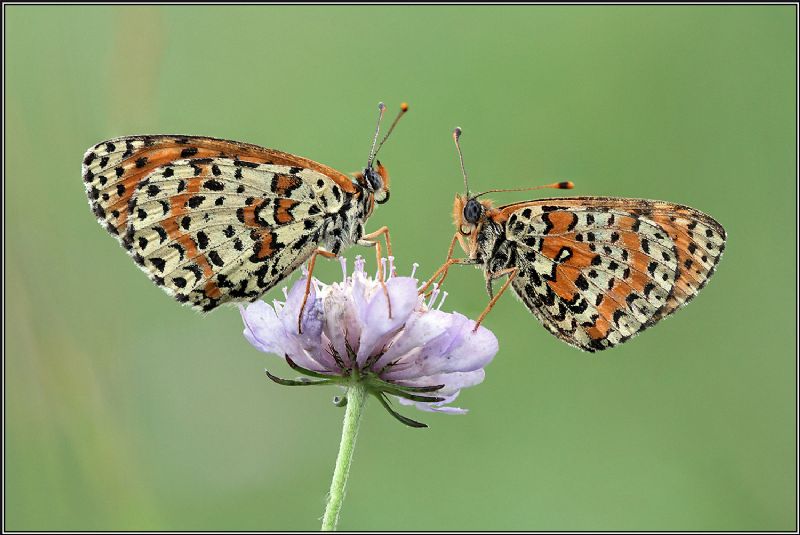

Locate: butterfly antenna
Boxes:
[373,102,409,161]
[366,102,387,169]
[453,127,470,196]
[474,181,574,198]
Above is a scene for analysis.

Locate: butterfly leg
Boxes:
[419,234,475,295]
[358,226,394,277]
[357,227,393,318]
[298,248,338,333]
[429,234,461,292]
[473,267,519,332]
[419,257,476,297]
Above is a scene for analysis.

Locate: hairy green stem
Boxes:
[321,382,367,531]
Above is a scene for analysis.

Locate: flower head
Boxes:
[240,256,498,427]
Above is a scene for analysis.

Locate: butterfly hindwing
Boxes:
[83,135,354,311]
[638,204,726,321]
[499,197,725,352]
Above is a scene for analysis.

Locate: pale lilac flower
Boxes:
[240,256,498,427]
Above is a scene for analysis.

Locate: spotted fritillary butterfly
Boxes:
[423,127,727,352]
[83,103,408,313]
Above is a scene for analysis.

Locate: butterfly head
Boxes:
[449,127,574,255]
[362,161,390,204]
[451,192,495,258]
[362,102,408,205]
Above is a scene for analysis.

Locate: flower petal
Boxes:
[404,369,486,396]
[356,277,420,366]
[371,309,456,372]
[240,301,287,357]
[276,278,336,369]
[322,282,363,366]
[386,314,497,379]
[381,312,468,380]
[240,301,320,371]
[430,322,498,374]
[279,278,317,337]
[397,390,470,414]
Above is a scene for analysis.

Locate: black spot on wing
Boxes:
[208,250,225,267]
[566,212,578,231]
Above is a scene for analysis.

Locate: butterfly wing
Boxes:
[83,135,357,311]
[497,197,726,352]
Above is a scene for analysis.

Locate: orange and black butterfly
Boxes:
[423,127,726,352]
[83,102,407,314]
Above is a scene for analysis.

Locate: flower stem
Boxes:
[321,382,367,531]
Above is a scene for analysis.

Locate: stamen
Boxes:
[339,256,348,282]
[377,257,387,280]
[437,291,448,310]
[427,283,440,308]
[387,256,395,278]
[410,262,419,279]
[354,255,365,274]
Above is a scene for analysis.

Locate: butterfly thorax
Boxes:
[319,185,373,254]
[475,219,515,272]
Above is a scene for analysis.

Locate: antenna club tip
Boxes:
[378,102,386,111]
[453,126,462,138]
[400,102,409,112]
[558,181,575,189]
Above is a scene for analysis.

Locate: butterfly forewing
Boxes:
[83,135,357,311]
[498,197,726,352]
[83,135,354,234]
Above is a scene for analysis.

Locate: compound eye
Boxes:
[364,168,382,191]
[463,198,482,224]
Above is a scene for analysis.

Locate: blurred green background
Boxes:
[5,5,796,531]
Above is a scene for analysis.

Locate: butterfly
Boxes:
[83,102,408,318]
[422,127,727,352]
